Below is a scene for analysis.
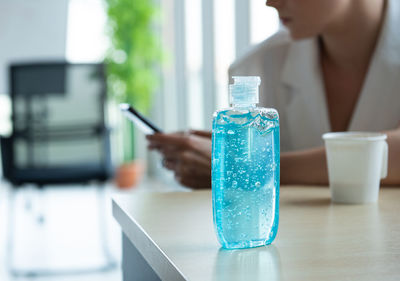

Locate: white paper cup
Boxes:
[322,132,388,204]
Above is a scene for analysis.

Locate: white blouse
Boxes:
[229,0,400,152]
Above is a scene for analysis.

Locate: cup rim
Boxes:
[322,131,387,142]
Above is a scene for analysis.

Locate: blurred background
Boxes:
[0,0,279,280]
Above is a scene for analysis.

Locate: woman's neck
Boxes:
[319,0,387,71]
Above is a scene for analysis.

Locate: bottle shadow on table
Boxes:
[212,244,282,281]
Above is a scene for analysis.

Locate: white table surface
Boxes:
[112,186,400,281]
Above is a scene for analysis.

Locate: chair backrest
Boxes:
[3,62,113,186]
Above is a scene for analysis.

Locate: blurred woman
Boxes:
[148,0,400,188]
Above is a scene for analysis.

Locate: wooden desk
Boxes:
[112,186,400,281]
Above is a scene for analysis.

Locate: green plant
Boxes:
[105,0,161,162]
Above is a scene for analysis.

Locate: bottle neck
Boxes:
[232,103,256,109]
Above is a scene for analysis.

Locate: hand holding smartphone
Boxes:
[119,103,163,134]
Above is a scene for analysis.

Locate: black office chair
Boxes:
[0,62,116,277]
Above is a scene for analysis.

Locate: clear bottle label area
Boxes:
[212,108,280,249]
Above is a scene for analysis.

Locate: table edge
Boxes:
[112,197,187,281]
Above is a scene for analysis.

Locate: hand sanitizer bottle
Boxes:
[212,76,280,249]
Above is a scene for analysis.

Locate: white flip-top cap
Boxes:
[229,76,261,105]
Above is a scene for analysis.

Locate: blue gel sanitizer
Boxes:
[212,76,280,249]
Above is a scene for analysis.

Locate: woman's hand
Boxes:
[146,130,212,189]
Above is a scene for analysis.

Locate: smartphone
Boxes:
[119,103,163,134]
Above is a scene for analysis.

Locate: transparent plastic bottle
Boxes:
[212,76,280,249]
